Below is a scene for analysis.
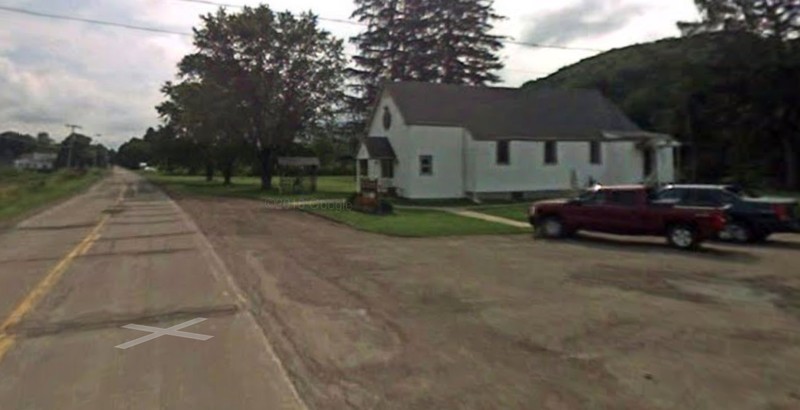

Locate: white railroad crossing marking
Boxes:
[115,317,213,350]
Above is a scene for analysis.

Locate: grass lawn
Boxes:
[472,203,531,223]
[146,172,533,237]
[389,197,478,207]
[0,168,106,224]
[144,173,355,201]
[310,207,529,237]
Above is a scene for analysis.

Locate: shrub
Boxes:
[350,194,394,215]
[378,200,393,215]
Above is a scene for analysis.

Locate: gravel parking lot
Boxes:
[177,195,800,410]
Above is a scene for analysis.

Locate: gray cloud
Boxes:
[0,0,186,147]
[521,0,645,45]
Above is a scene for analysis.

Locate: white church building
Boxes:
[357,82,679,200]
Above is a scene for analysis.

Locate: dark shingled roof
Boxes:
[382,82,650,141]
[364,137,396,159]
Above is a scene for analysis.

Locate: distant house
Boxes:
[14,152,57,171]
[357,82,680,200]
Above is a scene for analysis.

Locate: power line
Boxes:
[504,40,603,53]
[172,0,605,53]
[0,5,192,36]
[173,0,364,27]
[0,4,561,75]
[1,2,605,55]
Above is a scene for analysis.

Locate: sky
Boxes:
[0,0,701,148]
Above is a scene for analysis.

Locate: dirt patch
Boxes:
[172,194,800,410]
[570,265,719,303]
[571,265,798,320]
[742,276,800,319]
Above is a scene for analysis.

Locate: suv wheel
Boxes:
[667,224,699,250]
[536,217,565,239]
[721,222,752,243]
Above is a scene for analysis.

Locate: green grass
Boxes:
[0,168,106,224]
[389,197,478,207]
[310,208,529,237]
[145,172,532,237]
[144,173,355,201]
[472,203,531,223]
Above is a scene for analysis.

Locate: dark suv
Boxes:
[655,185,800,242]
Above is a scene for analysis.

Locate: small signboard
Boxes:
[360,179,380,199]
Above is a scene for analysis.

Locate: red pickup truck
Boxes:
[528,185,728,250]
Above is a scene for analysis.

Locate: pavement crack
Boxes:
[15,223,97,231]
[10,304,239,339]
[96,231,195,242]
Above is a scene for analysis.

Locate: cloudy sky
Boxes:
[0,0,700,148]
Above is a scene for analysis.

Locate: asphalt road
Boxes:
[0,168,305,410]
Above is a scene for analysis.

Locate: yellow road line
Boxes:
[0,178,125,363]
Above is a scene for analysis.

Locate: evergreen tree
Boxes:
[349,0,412,119]
[421,0,504,85]
[349,0,504,121]
[679,0,799,41]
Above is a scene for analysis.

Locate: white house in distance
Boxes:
[14,152,57,171]
[357,82,679,200]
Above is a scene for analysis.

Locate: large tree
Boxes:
[679,0,799,40]
[350,0,504,121]
[0,132,36,165]
[349,0,413,120]
[171,6,346,190]
[55,134,95,169]
[158,80,245,184]
[421,0,504,85]
[680,0,800,188]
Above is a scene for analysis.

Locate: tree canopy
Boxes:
[161,5,347,188]
[527,32,800,188]
[349,0,504,121]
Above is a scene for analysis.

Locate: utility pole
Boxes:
[65,124,82,168]
[94,134,102,168]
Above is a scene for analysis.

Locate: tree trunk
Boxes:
[781,136,798,189]
[258,147,273,191]
[205,162,214,182]
[222,161,234,186]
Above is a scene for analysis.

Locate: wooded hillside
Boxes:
[527,32,800,188]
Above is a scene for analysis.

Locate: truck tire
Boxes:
[752,231,771,243]
[536,216,565,239]
[721,221,753,243]
[667,224,700,250]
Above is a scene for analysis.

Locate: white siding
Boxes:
[359,91,675,199]
[603,141,645,185]
[657,147,676,183]
[403,126,465,199]
[468,139,647,193]
[362,95,411,194]
[356,145,381,189]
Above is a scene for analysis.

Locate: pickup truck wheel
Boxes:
[721,222,753,243]
[536,217,565,239]
[752,231,770,243]
[667,225,699,250]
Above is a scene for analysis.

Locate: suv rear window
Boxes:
[685,189,722,206]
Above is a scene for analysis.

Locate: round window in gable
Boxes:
[382,107,392,130]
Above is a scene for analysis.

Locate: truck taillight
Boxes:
[773,204,789,221]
